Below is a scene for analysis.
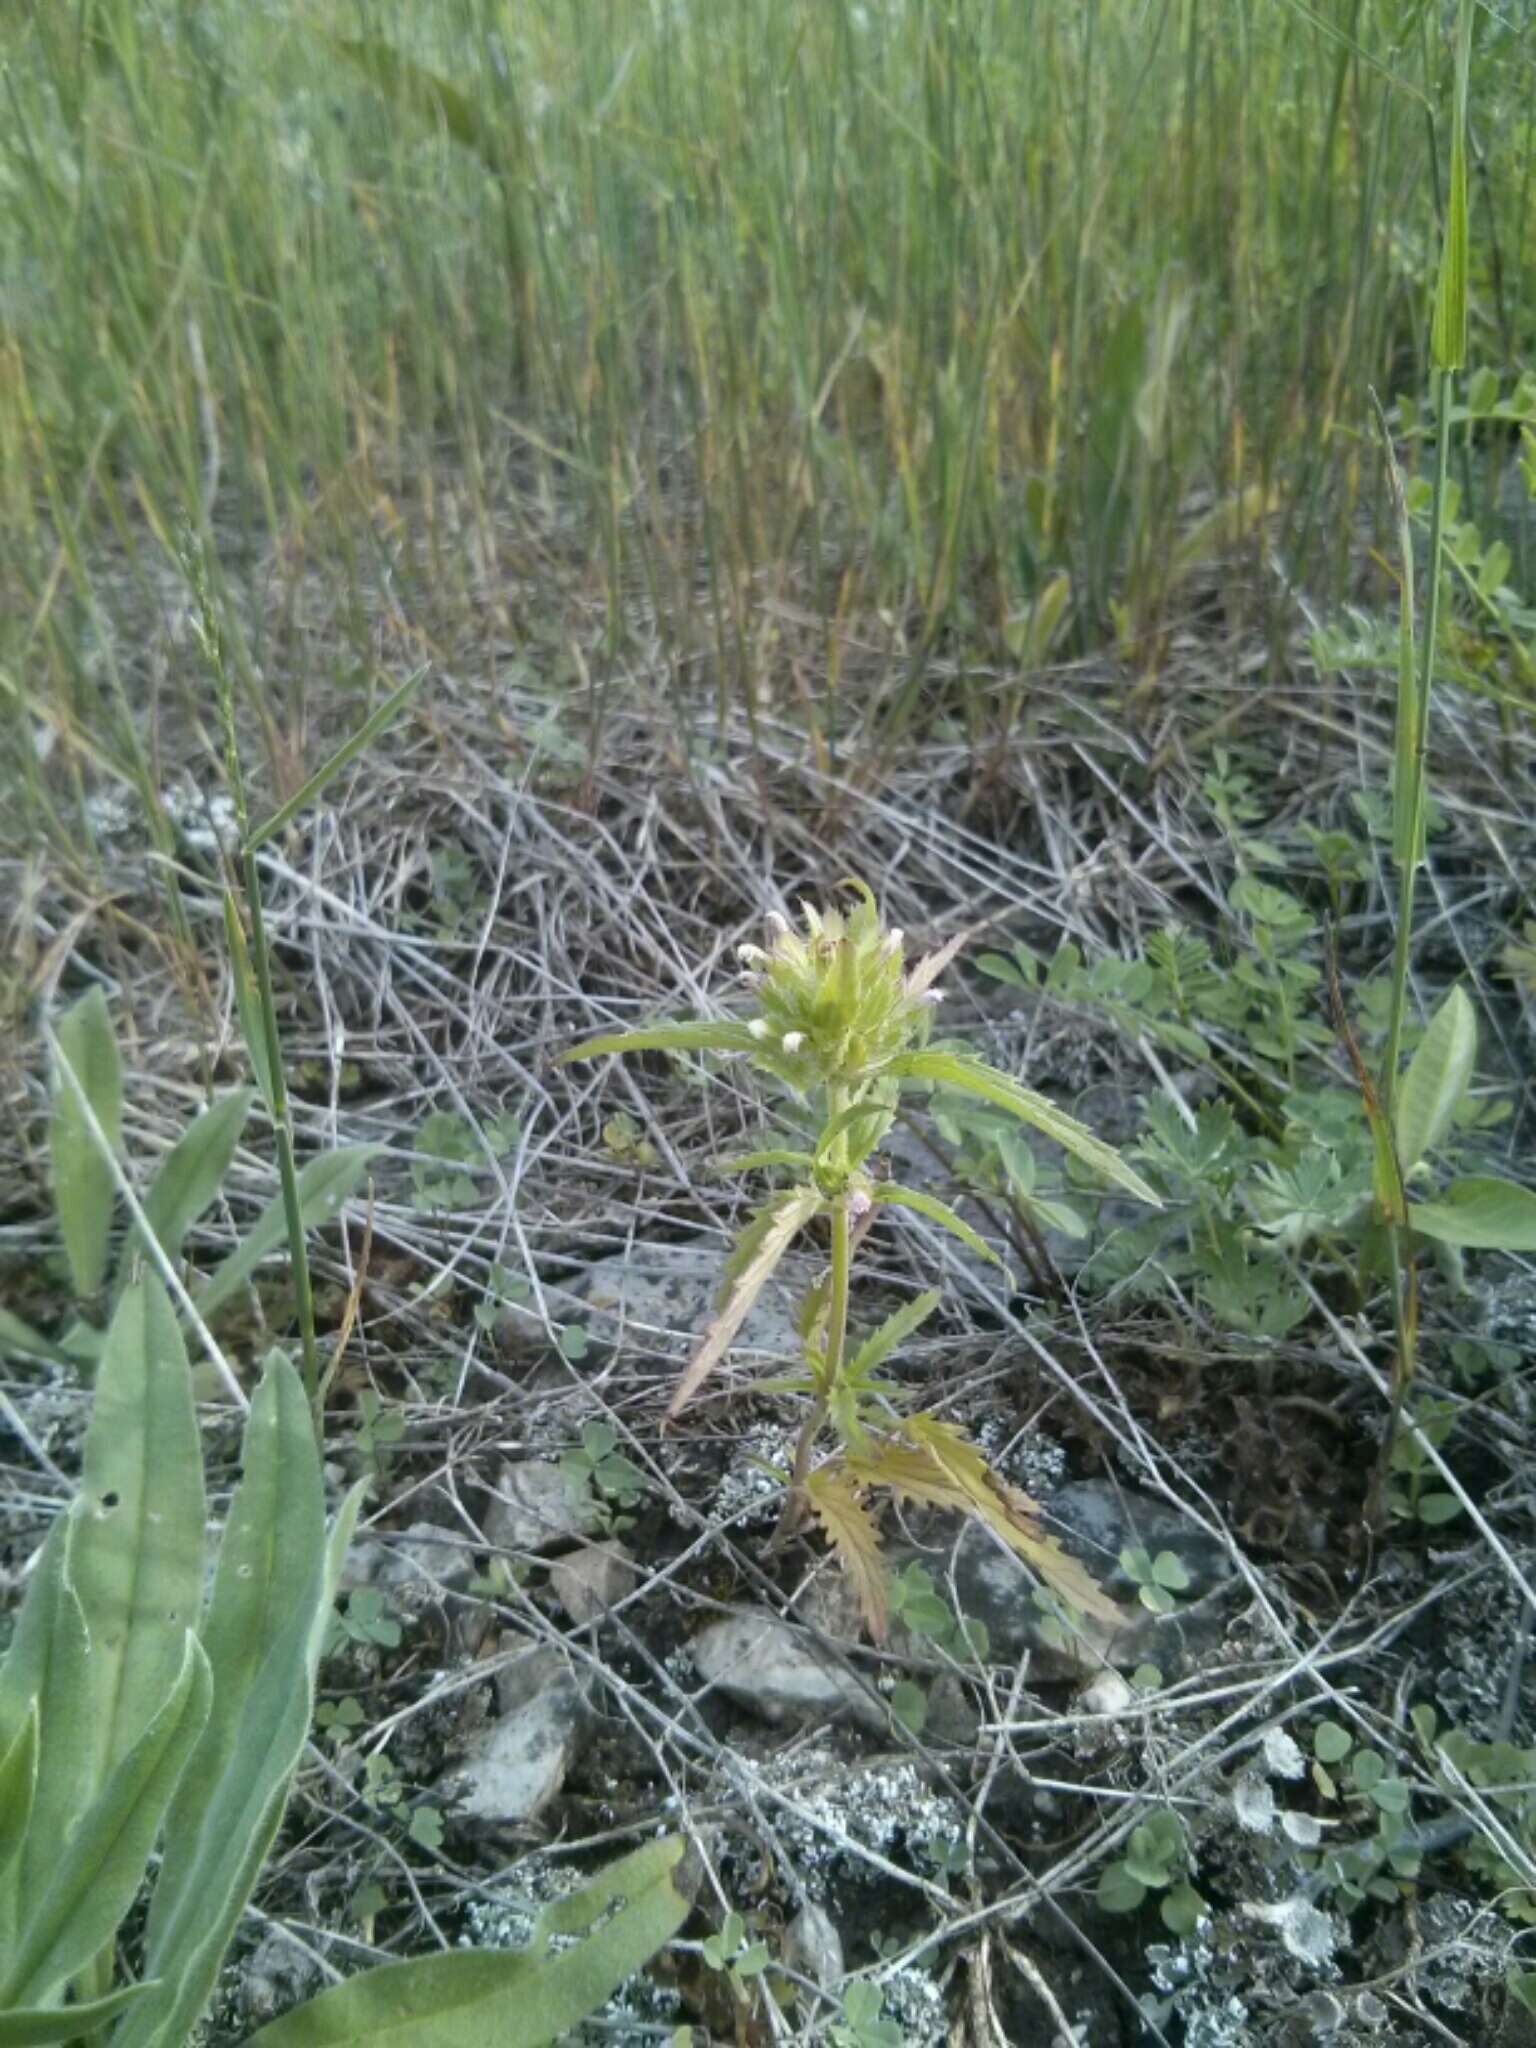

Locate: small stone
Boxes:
[1231,1770,1276,1833]
[444,1650,586,1824]
[1078,1669,1133,1718]
[691,1611,883,1730]
[482,1460,600,1555]
[575,1241,808,1366]
[239,1928,320,2025]
[549,1542,638,1626]
[782,1901,843,1989]
[1243,1897,1337,1968]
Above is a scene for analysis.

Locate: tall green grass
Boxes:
[0,0,1531,798]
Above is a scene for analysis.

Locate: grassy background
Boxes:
[1,0,1532,822]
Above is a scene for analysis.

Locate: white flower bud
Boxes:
[765,910,790,938]
[781,1031,806,1053]
[737,942,768,965]
[883,929,904,955]
[747,1018,771,1040]
[921,988,946,1005]
[847,1189,873,1223]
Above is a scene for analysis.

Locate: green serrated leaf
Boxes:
[876,1182,1001,1269]
[846,1289,942,1383]
[890,1049,1161,1206]
[49,986,123,1297]
[558,1020,761,1064]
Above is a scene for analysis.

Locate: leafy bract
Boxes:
[669,1186,821,1416]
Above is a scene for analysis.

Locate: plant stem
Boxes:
[775,1191,852,1546]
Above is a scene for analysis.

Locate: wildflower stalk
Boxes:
[563,882,1159,1636]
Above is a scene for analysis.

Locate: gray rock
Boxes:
[239,1927,321,2026]
[782,1901,844,1990]
[482,1459,600,1555]
[904,1486,1235,1680]
[1048,1480,1233,1600]
[574,1240,810,1366]
[444,1650,586,1824]
[345,1520,475,1596]
[691,1611,883,1730]
[549,1541,638,1626]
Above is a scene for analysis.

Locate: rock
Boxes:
[1048,1480,1232,1601]
[443,1649,586,1824]
[482,1460,600,1555]
[239,1927,321,2026]
[1078,1669,1134,1718]
[691,1611,883,1730]
[782,1901,844,1990]
[574,1241,809,1366]
[549,1541,638,1626]
[902,1486,1235,1681]
[346,1520,474,1596]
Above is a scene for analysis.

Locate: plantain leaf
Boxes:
[242,1836,694,2048]
[891,1049,1161,1205]
[0,1702,38,1879]
[120,1476,367,2048]
[669,1187,821,1417]
[50,986,123,1296]
[0,1307,73,1369]
[119,1088,255,1283]
[876,1182,1001,1269]
[1394,986,1475,1173]
[1409,1176,1536,1251]
[143,1351,325,1966]
[197,1145,377,1319]
[1,1633,210,2010]
[559,1019,762,1064]
[805,1467,889,1641]
[0,1984,156,2044]
[68,1277,206,1801]
[0,1517,91,1964]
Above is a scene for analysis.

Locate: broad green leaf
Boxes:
[0,1307,72,1369]
[1,1633,210,2009]
[846,1289,942,1383]
[1394,987,1475,1172]
[50,986,123,1296]
[243,1837,693,2048]
[0,1702,37,1878]
[875,1182,1001,1269]
[119,1088,254,1282]
[224,893,275,1113]
[558,1020,761,1064]
[121,1482,367,2048]
[0,1984,155,2044]
[1409,1177,1536,1251]
[891,1050,1161,1206]
[0,1517,90,1963]
[197,1145,377,1318]
[69,1277,205,1800]
[1096,1866,1146,1914]
[668,1186,820,1416]
[145,1352,325,1962]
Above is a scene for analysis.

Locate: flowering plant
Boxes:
[564,882,1160,1636]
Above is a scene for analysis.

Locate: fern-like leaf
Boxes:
[805,1465,889,1641]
